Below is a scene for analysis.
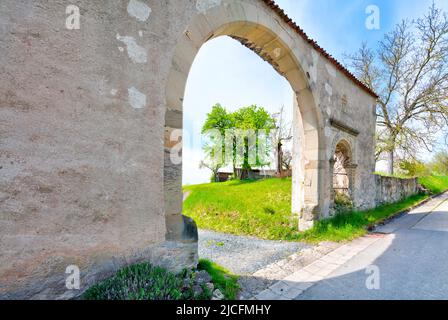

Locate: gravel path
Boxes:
[198,229,310,275]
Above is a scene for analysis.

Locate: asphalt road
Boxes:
[297,193,448,300]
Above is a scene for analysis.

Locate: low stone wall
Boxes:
[374,176,419,206]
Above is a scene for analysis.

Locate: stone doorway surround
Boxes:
[164,0,378,243]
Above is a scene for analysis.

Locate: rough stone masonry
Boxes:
[0,0,391,299]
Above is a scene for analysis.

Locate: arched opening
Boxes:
[181,35,297,271]
[331,140,355,214]
[163,2,325,244]
[181,35,294,186]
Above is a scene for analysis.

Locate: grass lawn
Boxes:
[183,176,448,243]
[198,259,240,300]
[183,178,294,240]
[419,175,448,194]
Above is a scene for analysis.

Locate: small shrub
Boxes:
[333,192,353,214]
[83,263,211,300]
[399,160,430,177]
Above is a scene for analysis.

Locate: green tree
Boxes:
[201,104,232,180]
[201,104,276,180]
[430,151,448,175]
[232,105,276,179]
[398,159,430,177]
[202,103,233,135]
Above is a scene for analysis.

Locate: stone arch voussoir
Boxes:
[164,0,326,238]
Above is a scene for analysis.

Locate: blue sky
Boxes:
[183,0,448,185]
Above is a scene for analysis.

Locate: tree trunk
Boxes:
[277,142,283,175]
[240,168,249,180]
[232,162,237,178]
[240,137,250,180]
[232,137,237,178]
[387,150,394,175]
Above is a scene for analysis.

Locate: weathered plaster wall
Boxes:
[0,0,377,299]
[297,31,378,216]
[317,61,377,214]
[375,176,419,206]
[0,0,199,299]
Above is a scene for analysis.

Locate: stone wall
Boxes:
[0,0,200,300]
[374,176,420,206]
[0,0,378,299]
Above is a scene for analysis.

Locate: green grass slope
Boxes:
[183,178,294,240]
[183,176,448,243]
[419,175,448,194]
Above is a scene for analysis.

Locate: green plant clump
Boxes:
[333,192,354,214]
[198,259,240,300]
[83,263,209,300]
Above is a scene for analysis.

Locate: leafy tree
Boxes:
[201,104,232,178]
[430,151,448,175]
[398,159,430,177]
[201,104,276,180]
[346,3,448,174]
[202,103,234,136]
[232,105,276,179]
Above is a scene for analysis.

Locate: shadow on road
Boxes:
[236,199,448,300]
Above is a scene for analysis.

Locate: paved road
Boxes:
[297,193,448,300]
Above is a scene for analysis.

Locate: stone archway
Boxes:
[0,0,379,299]
[163,1,326,241]
[330,139,356,213]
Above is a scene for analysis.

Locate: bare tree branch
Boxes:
[345,3,448,174]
